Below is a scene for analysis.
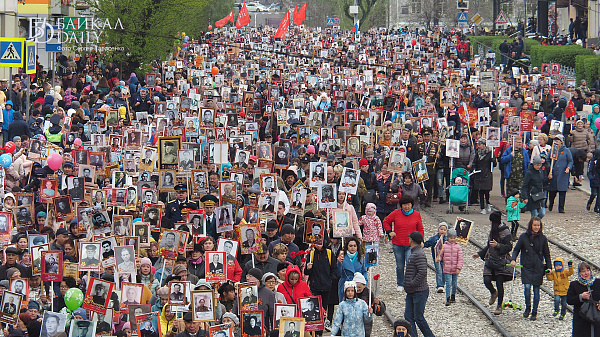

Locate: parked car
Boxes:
[245,2,269,12]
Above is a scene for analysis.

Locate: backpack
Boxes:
[310,249,332,265]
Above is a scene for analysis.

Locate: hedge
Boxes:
[529,44,593,68]
[575,55,600,84]
[467,36,541,60]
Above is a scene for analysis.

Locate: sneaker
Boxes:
[397,286,404,292]
[501,193,506,198]
[552,310,559,317]
[559,314,565,320]
[324,320,331,331]
[480,209,487,214]
[433,197,438,202]
[437,287,444,293]
[487,204,492,212]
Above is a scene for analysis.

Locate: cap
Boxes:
[56,228,69,237]
[266,220,278,230]
[554,134,565,142]
[173,264,187,276]
[73,308,87,320]
[0,280,8,288]
[50,115,61,124]
[327,154,335,162]
[408,231,424,244]
[477,138,486,145]
[12,136,21,142]
[420,127,433,136]
[174,184,188,193]
[85,244,97,251]
[365,149,375,157]
[5,247,18,255]
[183,312,194,322]
[222,312,239,325]
[200,194,219,206]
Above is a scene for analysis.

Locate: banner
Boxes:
[274,11,290,39]
[236,2,251,29]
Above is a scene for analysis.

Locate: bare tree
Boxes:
[342,0,381,30]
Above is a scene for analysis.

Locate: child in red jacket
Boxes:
[277,265,313,305]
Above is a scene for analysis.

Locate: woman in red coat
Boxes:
[277,265,312,305]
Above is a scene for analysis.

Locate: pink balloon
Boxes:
[208,25,213,30]
[74,138,82,146]
[595,118,600,130]
[47,153,63,171]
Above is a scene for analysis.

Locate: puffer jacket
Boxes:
[159,300,177,336]
[546,257,574,296]
[330,297,372,337]
[404,245,428,294]
[439,241,464,274]
[277,265,312,304]
[454,143,475,169]
[567,127,594,153]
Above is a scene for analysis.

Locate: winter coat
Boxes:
[337,254,367,301]
[567,127,594,153]
[8,111,32,141]
[567,279,600,336]
[376,174,398,214]
[277,265,312,305]
[506,196,527,221]
[404,245,428,294]
[473,149,494,191]
[306,247,338,293]
[382,209,424,247]
[511,232,552,285]
[521,164,547,211]
[397,182,425,212]
[1,101,15,130]
[477,224,514,279]
[589,104,600,134]
[501,147,530,179]
[159,301,177,336]
[330,297,372,337]
[548,145,573,192]
[358,214,384,243]
[454,143,475,169]
[588,149,600,188]
[439,241,463,274]
[139,273,160,295]
[546,257,574,296]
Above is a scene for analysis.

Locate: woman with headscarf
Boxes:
[510,216,552,321]
[567,262,600,336]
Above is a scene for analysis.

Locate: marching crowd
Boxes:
[0,22,599,337]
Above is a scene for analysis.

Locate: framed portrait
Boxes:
[158,136,182,170]
[69,319,96,337]
[9,278,28,303]
[91,209,112,235]
[273,303,296,330]
[236,223,262,255]
[142,204,163,231]
[92,308,114,336]
[0,212,12,237]
[209,324,233,337]
[454,217,473,245]
[14,204,34,230]
[134,312,162,337]
[140,188,158,206]
[28,234,47,248]
[31,243,49,275]
[332,210,352,238]
[215,205,234,234]
[241,311,263,337]
[365,242,379,267]
[113,215,133,236]
[299,296,324,331]
[278,317,305,337]
[63,261,79,279]
[80,242,101,271]
[115,245,136,273]
[40,311,67,337]
[256,143,272,160]
[288,185,307,216]
[124,236,139,256]
[120,282,144,312]
[178,149,195,171]
[389,150,406,173]
[259,173,277,193]
[82,277,114,314]
[139,147,157,171]
[187,210,206,237]
[216,238,238,265]
[134,223,151,248]
[192,169,208,194]
[304,218,325,245]
[346,136,361,157]
[238,281,259,311]
[127,304,151,334]
[0,291,22,324]
[89,151,105,170]
[41,250,63,282]
[258,191,278,220]
[168,281,188,305]
[243,205,259,223]
[205,251,226,283]
[338,167,359,195]
[309,162,327,187]
[219,181,237,204]
[158,229,180,259]
[191,290,216,322]
[317,183,337,208]
[159,170,176,191]
[412,159,429,183]
[273,146,289,168]
[40,178,58,203]
[200,108,216,126]
[445,139,460,158]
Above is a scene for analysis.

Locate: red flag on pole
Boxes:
[294,3,307,26]
[215,11,234,28]
[236,2,251,29]
[292,5,298,19]
[565,100,577,118]
[274,11,290,39]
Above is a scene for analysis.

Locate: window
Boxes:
[411,0,421,14]
[401,5,409,14]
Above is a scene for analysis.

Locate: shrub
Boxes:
[529,44,593,68]
[467,36,540,60]
[575,55,600,84]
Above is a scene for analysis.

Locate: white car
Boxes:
[245,2,269,12]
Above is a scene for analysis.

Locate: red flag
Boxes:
[236,2,251,29]
[294,3,307,26]
[565,100,577,118]
[274,11,290,39]
[292,5,298,19]
[215,11,234,28]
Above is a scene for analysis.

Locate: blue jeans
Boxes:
[436,169,445,198]
[2,131,7,145]
[523,283,540,312]
[434,262,445,288]
[530,207,546,219]
[392,245,411,287]
[405,289,435,337]
[554,294,567,315]
[444,273,458,296]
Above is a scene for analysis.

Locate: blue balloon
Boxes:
[0,154,11,168]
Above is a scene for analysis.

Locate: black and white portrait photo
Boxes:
[40,312,67,337]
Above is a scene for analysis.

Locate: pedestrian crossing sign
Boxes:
[25,42,36,75]
[0,38,25,67]
[458,11,468,22]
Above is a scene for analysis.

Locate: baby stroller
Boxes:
[447,168,473,214]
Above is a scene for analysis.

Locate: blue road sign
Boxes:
[0,38,25,67]
[46,26,62,52]
[326,17,340,26]
[458,11,468,22]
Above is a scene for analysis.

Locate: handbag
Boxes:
[580,289,600,324]
[485,251,509,271]
[385,189,400,205]
[530,191,546,202]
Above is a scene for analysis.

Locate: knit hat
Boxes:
[247,268,264,281]
[393,319,412,335]
[509,188,520,197]
[280,224,295,236]
[359,158,369,167]
[277,262,288,273]
[195,279,213,290]
[172,264,187,276]
[447,228,457,238]
[12,136,21,142]
[262,272,277,284]
[365,203,376,213]
[27,301,40,311]
[352,272,366,285]
[532,155,542,165]
[140,257,152,267]
[344,281,356,291]
[489,210,502,224]
[438,222,449,229]
[73,308,87,320]
[222,312,240,326]
[306,145,315,154]
[365,149,375,157]
[0,281,9,288]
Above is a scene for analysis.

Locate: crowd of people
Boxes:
[0,22,598,337]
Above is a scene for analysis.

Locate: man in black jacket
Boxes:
[403,232,434,337]
[8,111,32,141]
[175,312,208,337]
[305,240,338,327]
